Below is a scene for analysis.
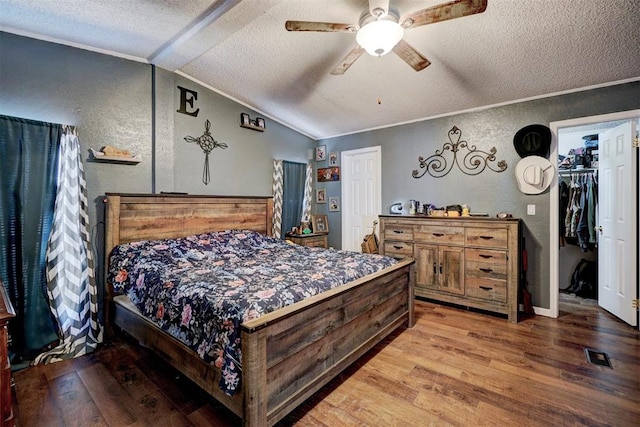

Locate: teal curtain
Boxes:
[282,161,306,236]
[0,115,60,359]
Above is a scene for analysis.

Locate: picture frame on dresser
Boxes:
[311,214,329,234]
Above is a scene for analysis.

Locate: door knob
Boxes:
[596,226,603,234]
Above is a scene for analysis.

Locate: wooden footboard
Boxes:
[242,258,414,426]
[105,194,415,426]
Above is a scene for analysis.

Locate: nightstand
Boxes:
[0,281,15,426]
[288,233,328,248]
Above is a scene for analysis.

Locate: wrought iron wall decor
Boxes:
[412,126,507,178]
[184,119,228,185]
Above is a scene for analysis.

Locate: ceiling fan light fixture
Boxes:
[356,19,404,57]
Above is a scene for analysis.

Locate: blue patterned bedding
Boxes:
[108,230,397,395]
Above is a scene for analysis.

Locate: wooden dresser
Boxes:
[287,233,328,248]
[0,282,16,426]
[379,215,521,322]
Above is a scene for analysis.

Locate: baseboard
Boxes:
[533,305,554,318]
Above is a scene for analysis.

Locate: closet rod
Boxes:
[558,168,597,176]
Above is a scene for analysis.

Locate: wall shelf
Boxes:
[240,122,265,132]
[240,113,265,132]
[89,148,141,164]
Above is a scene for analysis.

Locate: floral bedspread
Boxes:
[108,230,397,395]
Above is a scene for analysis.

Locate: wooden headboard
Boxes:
[102,193,273,336]
[104,193,274,258]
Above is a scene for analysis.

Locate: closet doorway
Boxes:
[549,110,639,329]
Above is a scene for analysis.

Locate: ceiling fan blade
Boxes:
[330,45,366,75]
[285,21,356,33]
[401,0,488,29]
[392,39,431,71]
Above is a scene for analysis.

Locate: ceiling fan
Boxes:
[285,0,488,75]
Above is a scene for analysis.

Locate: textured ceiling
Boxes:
[2,0,640,140]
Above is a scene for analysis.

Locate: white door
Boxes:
[598,121,637,326]
[341,147,381,252]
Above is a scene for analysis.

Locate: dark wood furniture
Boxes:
[379,215,521,322]
[287,233,328,248]
[0,281,16,426]
[104,194,415,427]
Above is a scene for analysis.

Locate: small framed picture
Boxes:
[329,151,338,166]
[316,188,326,203]
[256,117,265,129]
[317,167,340,182]
[311,214,329,234]
[240,113,250,126]
[328,196,340,212]
[315,145,326,161]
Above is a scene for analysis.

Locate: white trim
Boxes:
[533,306,553,318]
[148,0,241,69]
[319,77,640,141]
[0,25,150,64]
[549,109,640,319]
[175,71,317,140]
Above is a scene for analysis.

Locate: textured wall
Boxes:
[318,81,640,309]
[173,75,313,195]
[0,32,314,311]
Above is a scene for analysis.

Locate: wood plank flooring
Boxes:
[11,297,640,426]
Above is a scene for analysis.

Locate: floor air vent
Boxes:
[584,348,612,368]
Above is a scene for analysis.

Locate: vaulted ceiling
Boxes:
[2,0,639,140]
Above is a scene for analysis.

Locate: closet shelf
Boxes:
[89,148,141,164]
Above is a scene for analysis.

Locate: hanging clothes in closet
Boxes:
[561,171,597,252]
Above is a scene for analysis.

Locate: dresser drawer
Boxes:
[383,224,414,241]
[288,234,328,248]
[414,225,464,245]
[465,278,507,302]
[466,249,507,278]
[465,227,508,249]
[383,241,413,258]
[465,248,507,264]
[465,248,507,302]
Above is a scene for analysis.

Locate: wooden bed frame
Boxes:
[104,193,415,426]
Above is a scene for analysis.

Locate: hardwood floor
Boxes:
[11,298,639,426]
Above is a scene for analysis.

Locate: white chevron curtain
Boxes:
[272,160,313,238]
[302,162,313,222]
[272,159,284,238]
[34,127,103,364]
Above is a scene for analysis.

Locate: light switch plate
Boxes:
[527,204,536,215]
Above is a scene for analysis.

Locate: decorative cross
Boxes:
[184,119,228,185]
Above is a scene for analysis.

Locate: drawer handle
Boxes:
[393,245,403,250]
[479,254,493,259]
[479,236,494,240]
[433,262,437,274]
[432,233,444,237]
[479,286,493,291]
[393,230,404,234]
[439,263,443,274]
[479,268,493,273]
